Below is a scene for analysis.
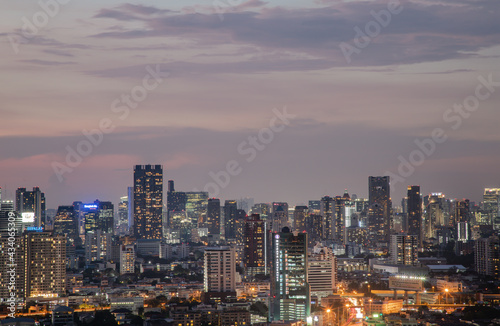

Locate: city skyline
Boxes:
[1,0,499,209]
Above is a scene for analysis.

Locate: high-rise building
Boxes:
[120,244,136,274]
[0,201,23,236]
[475,235,500,279]
[206,198,221,235]
[389,234,418,266]
[407,186,422,247]
[320,196,334,240]
[308,246,336,302]
[251,203,271,219]
[271,202,289,232]
[334,192,350,245]
[82,201,114,235]
[224,200,238,239]
[271,227,309,322]
[244,214,266,276]
[53,205,78,245]
[306,214,324,246]
[23,231,66,298]
[293,206,308,233]
[483,188,500,225]
[185,192,208,227]
[134,164,163,240]
[368,176,392,246]
[455,199,470,224]
[204,247,236,293]
[117,196,129,235]
[85,230,112,264]
[15,187,46,228]
[424,193,447,241]
[167,180,187,222]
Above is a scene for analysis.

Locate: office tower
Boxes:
[0,236,25,302]
[238,198,254,214]
[483,188,500,225]
[24,231,66,297]
[306,214,324,246]
[82,201,114,235]
[308,200,321,214]
[224,200,238,239]
[407,186,422,247]
[271,227,309,322]
[234,209,247,245]
[120,244,136,274]
[244,214,266,276]
[334,192,350,245]
[0,201,23,235]
[271,202,289,232]
[293,206,308,233]
[389,234,418,266]
[53,205,78,244]
[168,210,192,242]
[15,187,46,228]
[455,199,470,223]
[308,247,336,302]
[167,180,187,222]
[206,198,221,235]
[117,196,129,235]
[250,203,271,219]
[204,247,236,292]
[134,164,163,240]
[185,192,208,226]
[85,230,112,264]
[368,176,392,246]
[320,196,334,240]
[127,187,134,231]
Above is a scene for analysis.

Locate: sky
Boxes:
[0,0,499,209]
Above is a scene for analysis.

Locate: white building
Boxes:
[120,245,135,275]
[204,247,236,292]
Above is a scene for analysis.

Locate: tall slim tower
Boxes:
[271,227,309,322]
[483,188,500,225]
[407,186,422,246]
[206,198,221,235]
[224,200,238,239]
[133,165,163,239]
[244,214,266,276]
[368,176,391,246]
[293,206,308,233]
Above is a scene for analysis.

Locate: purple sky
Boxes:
[1,0,500,209]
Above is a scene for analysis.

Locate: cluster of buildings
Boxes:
[0,167,499,325]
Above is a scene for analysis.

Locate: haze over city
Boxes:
[1,0,499,207]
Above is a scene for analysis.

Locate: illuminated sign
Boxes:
[389,276,424,291]
[26,227,43,232]
[84,204,98,209]
[22,212,35,223]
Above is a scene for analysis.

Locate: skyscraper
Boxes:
[293,206,308,233]
[53,205,78,245]
[320,196,334,240]
[308,246,336,302]
[224,200,238,240]
[368,176,391,245]
[389,234,418,266]
[271,227,309,322]
[244,214,266,276]
[206,198,221,235]
[15,187,46,228]
[204,247,236,293]
[334,191,350,245]
[407,186,422,247]
[483,188,500,225]
[272,202,289,232]
[134,165,163,240]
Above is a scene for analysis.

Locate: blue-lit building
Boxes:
[271,227,310,322]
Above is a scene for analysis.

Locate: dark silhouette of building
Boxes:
[368,176,391,246]
[134,164,163,239]
[407,186,422,247]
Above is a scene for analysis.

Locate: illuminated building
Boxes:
[306,214,323,245]
[334,192,350,245]
[185,191,208,227]
[368,176,392,246]
[320,196,334,240]
[308,247,336,302]
[15,187,45,228]
[117,196,129,235]
[85,230,112,264]
[133,164,163,240]
[271,227,310,322]
[272,202,289,232]
[293,206,308,233]
[483,188,500,225]
[53,205,78,245]
[207,198,221,235]
[475,235,500,279]
[24,231,66,298]
[424,193,448,240]
[389,234,418,266]
[204,247,236,292]
[224,200,238,240]
[407,186,422,247]
[120,244,135,274]
[244,214,266,276]
[82,201,114,235]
